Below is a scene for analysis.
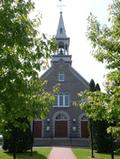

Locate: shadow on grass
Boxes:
[4,151,48,159]
[115,149,120,155]
[72,147,120,159]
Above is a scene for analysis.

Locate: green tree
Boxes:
[93,83,112,153]
[81,0,120,141]
[89,80,112,153]
[87,0,120,140]
[3,117,32,153]
[95,83,100,91]
[0,0,56,159]
[92,120,112,153]
[89,79,96,92]
[80,0,120,158]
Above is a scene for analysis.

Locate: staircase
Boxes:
[34,138,90,147]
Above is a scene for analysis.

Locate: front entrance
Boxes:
[55,121,68,137]
[33,121,42,138]
[54,111,69,138]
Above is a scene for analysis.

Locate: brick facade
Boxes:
[41,58,89,139]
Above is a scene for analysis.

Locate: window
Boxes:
[54,94,69,107]
[58,73,64,81]
[56,113,67,120]
[59,95,63,106]
[65,95,69,106]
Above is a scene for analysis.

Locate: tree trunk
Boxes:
[13,129,17,159]
[13,150,16,159]
[30,121,34,156]
[30,132,33,156]
[13,138,16,159]
[111,152,114,159]
[111,137,114,159]
[89,119,94,158]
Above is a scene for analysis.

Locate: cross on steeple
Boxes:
[57,0,65,13]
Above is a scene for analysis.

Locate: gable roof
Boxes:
[41,64,89,89]
[69,66,89,89]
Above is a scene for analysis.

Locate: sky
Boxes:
[33,0,113,90]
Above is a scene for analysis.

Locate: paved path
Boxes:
[48,147,76,159]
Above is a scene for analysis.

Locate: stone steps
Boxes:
[34,138,90,147]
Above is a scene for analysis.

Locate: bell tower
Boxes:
[56,11,70,55]
[52,10,71,65]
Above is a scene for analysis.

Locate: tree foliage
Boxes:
[89,80,112,153]
[93,120,112,153]
[3,118,32,153]
[0,0,57,138]
[89,79,96,92]
[80,0,120,141]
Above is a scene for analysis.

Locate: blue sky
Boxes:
[33,0,113,90]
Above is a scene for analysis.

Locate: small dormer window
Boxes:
[58,73,64,82]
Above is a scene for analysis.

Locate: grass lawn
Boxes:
[72,148,120,159]
[0,147,51,159]
[0,147,120,159]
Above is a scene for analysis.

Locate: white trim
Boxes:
[53,94,70,107]
[58,73,64,82]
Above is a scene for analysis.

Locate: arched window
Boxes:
[81,115,87,121]
[56,113,67,120]
[59,42,64,48]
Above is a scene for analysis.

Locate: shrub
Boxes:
[93,120,112,153]
[3,118,32,153]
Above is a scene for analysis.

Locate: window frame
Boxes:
[58,73,64,82]
[64,95,69,106]
[54,94,70,107]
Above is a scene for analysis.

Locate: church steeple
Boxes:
[51,5,72,65]
[56,12,70,55]
[56,12,67,38]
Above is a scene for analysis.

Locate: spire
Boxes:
[51,1,71,66]
[56,12,67,38]
[55,12,70,55]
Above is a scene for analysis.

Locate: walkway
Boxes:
[48,147,76,159]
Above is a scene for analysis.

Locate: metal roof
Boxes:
[56,12,67,39]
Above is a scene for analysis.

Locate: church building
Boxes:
[33,11,89,146]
